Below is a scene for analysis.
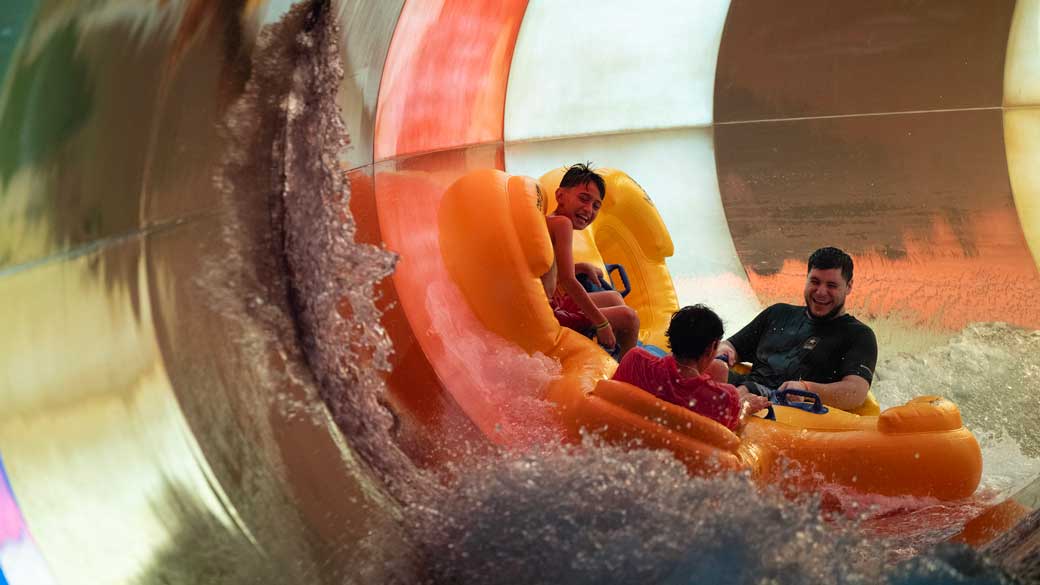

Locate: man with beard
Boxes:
[715,247,877,411]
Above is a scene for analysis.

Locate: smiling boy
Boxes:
[542,163,639,359]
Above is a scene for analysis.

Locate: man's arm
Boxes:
[716,340,740,366]
[783,323,877,410]
[779,375,869,411]
[717,306,773,366]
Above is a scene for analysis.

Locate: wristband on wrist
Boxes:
[595,320,610,330]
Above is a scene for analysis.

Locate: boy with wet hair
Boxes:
[543,163,639,359]
[559,162,606,199]
[612,304,770,430]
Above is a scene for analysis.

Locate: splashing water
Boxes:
[377,444,885,585]
[875,323,1040,497]
[358,443,1024,585]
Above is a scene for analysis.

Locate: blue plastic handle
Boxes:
[762,404,776,421]
[774,388,828,414]
[604,263,631,298]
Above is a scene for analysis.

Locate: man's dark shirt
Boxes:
[727,303,877,389]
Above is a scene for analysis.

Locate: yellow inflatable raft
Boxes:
[438,168,982,501]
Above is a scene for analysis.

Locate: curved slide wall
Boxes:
[1,0,1040,582]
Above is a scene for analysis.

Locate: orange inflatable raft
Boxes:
[438,168,982,501]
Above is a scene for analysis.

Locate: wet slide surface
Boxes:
[1,1,1039,583]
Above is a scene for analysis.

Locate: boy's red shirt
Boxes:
[611,347,742,430]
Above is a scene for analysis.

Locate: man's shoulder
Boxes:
[841,314,877,341]
[761,303,804,320]
[838,313,875,333]
[729,304,798,343]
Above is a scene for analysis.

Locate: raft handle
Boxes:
[774,388,829,415]
[604,263,631,298]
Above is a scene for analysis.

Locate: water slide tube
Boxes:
[2,0,1039,582]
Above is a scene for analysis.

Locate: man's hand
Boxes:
[778,375,869,411]
[777,380,810,402]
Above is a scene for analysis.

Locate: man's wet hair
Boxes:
[559,162,606,200]
[808,247,854,284]
[666,304,724,361]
